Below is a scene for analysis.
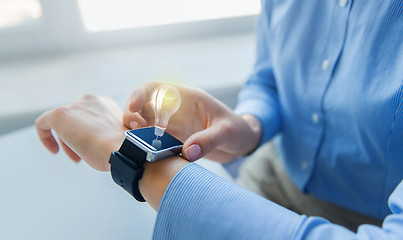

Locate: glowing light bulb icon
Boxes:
[150,85,181,137]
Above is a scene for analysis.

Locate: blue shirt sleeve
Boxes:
[153,163,403,240]
[235,0,281,145]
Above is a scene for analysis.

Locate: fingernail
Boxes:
[184,144,202,162]
[130,121,139,129]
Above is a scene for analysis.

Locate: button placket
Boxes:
[339,0,347,8]
[311,113,320,124]
[321,59,330,70]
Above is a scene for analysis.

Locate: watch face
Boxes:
[125,127,183,161]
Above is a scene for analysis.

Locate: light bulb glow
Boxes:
[150,85,181,136]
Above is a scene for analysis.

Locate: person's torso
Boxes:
[266,0,403,218]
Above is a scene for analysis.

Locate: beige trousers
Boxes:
[236,142,382,232]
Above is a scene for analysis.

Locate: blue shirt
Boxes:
[153,0,403,238]
[154,163,403,239]
[236,0,403,219]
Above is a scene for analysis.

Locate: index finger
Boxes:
[128,82,160,113]
[35,111,60,154]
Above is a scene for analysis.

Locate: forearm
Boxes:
[153,163,305,239]
[149,162,403,239]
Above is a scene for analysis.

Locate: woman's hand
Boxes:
[35,94,126,171]
[123,82,262,163]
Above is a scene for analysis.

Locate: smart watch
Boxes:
[109,127,183,202]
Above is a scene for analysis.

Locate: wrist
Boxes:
[239,114,262,155]
[100,131,125,172]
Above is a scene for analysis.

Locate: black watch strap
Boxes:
[109,139,147,202]
[109,127,183,202]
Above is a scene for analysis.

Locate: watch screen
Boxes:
[126,127,183,151]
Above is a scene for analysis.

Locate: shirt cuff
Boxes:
[153,163,304,239]
[235,99,281,146]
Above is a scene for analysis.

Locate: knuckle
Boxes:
[197,88,207,95]
[82,93,98,100]
[220,121,232,135]
[191,89,206,103]
[53,105,69,116]
[193,88,207,98]
[148,81,160,86]
[34,116,42,127]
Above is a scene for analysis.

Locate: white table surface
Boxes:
[0,125,232,240]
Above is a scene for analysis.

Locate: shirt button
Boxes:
[321,59,330,70]
[311,113,320,124]
[301,161,308,171]
[339,0,347,7]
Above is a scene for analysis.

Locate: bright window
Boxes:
[0,0,42,29]
[0,0,260,59]
[77,0,260,32]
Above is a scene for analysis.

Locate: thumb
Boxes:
[182,123,231,162]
